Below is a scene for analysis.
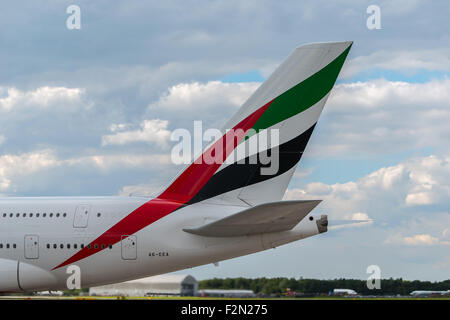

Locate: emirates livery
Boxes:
[0,41,352,292]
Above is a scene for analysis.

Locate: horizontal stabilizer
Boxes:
[183,200,321,237]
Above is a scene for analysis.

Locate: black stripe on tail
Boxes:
[187,124,316,205]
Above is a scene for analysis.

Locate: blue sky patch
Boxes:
[292,147,436,187]
[338,68,450,84]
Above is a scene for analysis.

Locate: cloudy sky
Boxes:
[0,1,449,281]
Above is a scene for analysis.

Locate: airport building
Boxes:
[89,274,198,297]
[198,289,256,298]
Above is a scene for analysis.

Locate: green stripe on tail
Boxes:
[247,45,351,138]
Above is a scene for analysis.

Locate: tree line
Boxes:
[198,277,450,296]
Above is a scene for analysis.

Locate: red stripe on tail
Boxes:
[53,100,273,270]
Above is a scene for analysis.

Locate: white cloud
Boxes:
[101,119,172,148]
[81,154,171,169]
[380,0,422,15]
[384,233,449,246]
[0,86,84,111]
[148,81,260,112]
[0,150,58,191]
[342,48,450,78]
[0,135,5,145]
[109,123,128,132]
[405,192,433,206]
[284,155,450,219]
[403,234,439,246]
[443,228,450,238]
[310,79,450,157]
[166,30,214,46]
[0,149,172,192]
[348,212,370,220]
[293,167,315,180]
[286,154,450,251]
[329,79,450,110]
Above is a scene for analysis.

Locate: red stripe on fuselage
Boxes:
[53,100,273,270]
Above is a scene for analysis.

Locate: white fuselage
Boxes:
[0,41,353,293]
[0,196,321,292]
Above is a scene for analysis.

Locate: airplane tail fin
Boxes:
[159,41,352,206]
